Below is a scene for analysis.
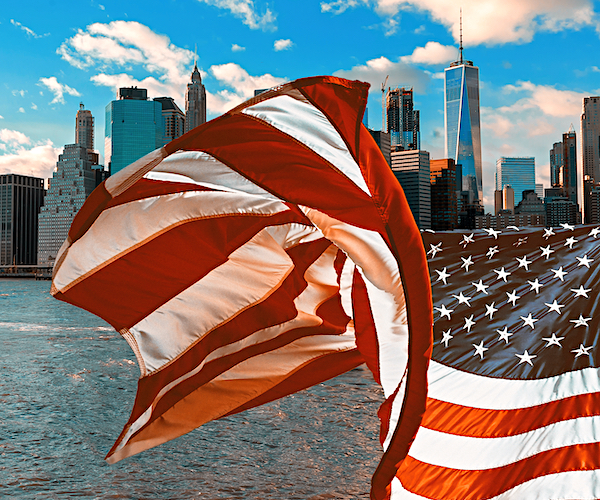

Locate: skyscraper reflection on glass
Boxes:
[444,58,482,205]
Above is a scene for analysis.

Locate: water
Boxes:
[0,280,383,499]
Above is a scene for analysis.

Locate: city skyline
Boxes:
[3,1,600,213]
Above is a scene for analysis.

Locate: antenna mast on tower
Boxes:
[459,8,463,65]
[381,74,389,133]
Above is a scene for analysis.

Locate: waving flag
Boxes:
[51,76,432,500]
[393,225,600,499]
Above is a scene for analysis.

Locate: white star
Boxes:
[440,329,453,348]
[572,344,593,358]
[571,285,592,298]
[527,278,543,294]
[461,255,474,272]
[506,290,520,306]
[493,267,511,282]
[543,227,555,239]
[471,280,489,294]
[576,254,594,268]
[571,314,592,328]
[486,246,499,259]
[452,292,472,307]
[461,233,475,248]
[463,315,476,333]
[589,227,600,238]
[551,266,568,282]
[472,341,488,360]
[434,304,454,320]
[544,300,564,315]
[506,225,520,231]
[516,256,532,271]
[485,302,498,319]
[496,327,513,343]
[516,350,537,366]
[520,313,539,329]
[435,267,451,285]
[561,223,575,231]
[427,242,442,258]
[564,236,578,249]
[483,228,501,239]
[542,333,564,347]
[514,237,529,247]
[540,245,554,259]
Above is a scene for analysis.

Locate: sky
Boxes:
[2,0,600,213]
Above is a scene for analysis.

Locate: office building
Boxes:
[475,213,545,230]
[105,87,163,175]
[76,103,94,151]
[185,63,207,133]
[386,87,420,151]
[368,129,391,165]
[430,158,458,230]
[0,174,45,265]
[515,190,545,223]
[154,97,185,146]
[562,125,578,207]
[550,142,562,187]
[444,34,482,205]
[496,157,535,206]
[581,97,600,222]
[502,185,515,213]
[390,150,431,229]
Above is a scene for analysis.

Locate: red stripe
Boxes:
[423,392,600,438]
[57,210,310,330]
[398,442,600,500]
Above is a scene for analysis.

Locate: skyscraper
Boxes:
[430,158,458,230]
[76,103,94,151]
[105,87,163,176]
[444,25,482,205]
[562,125,578,207]
[386,87,420,151]
[495,157,535,206]
[550,142,563,187]
[581,96,600,222]
[185,63,207,133]
[154,97,185,146]
[390,149,431,229]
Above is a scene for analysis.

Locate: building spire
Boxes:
[194,43,197,69]
[459,8,463,65]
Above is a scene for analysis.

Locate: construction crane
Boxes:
[381,75,389,133]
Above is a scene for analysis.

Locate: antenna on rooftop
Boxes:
[459,8,463,65]
[194,44,197,67]
[381,75,389,133]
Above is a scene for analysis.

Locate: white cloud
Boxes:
[10,19,47,38]
[18,107,25,113]
[99,4,105,10]
[12,89,26,97]
[401,41,457,65]
[231,43,246,51]
[321,0,368,14]
[274,39,293,51]
[31,103,37,110]
[197,0,276,30]
[208,63,286,113]
[39,77,80,104]
[501,81,588,117]
[0,131,60,179]
[0,116,4,120]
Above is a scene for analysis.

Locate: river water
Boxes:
[0,279,383,499]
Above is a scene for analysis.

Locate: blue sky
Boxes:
[2,0,600,212]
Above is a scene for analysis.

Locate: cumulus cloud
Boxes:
[401,41,457,65]
[197,0,276,30]
[274,39,293,51]
[39,77,81,104]
[231,43,246,51]
[0,131,60,179]
[208,63,286,113]
[501,81,588,117]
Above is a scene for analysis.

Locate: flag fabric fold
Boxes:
[51,76,433,499]
[393,226,600,499]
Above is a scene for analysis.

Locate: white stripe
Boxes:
[130,227,295,373]
[243,94,372,196]
[408,415,600,469]
[428,360,600,409]
[151,151,279,200]
[53,190,289,292]
[392,470,600,500]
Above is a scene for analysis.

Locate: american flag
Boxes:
[393,225,600,499]
[51,76,432,500]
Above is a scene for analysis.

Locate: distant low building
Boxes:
[475,213,545,230]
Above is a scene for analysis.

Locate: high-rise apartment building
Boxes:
[444,38,482,205]
[154,97,185,146]
[0,174,45,265]
[386,87,420,151]
[76,103,94,151]
[562,125,578,207]
[390,150,431,229]
[105,87,163,176]
[185,63,207,133]
[550,142,563,187]
[495,157,535,206]
[430,158,458,230]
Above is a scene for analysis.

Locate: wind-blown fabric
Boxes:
[51,76,432,500]
[394,226,600,499]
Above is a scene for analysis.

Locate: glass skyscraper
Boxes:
[495,157,536,205]
[444,54,482,204]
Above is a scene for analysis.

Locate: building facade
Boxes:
[105,87,163,176]
[550,141,563,187]
[185,63,207,133]
[430,158,458,230]
[444,52,482,205]
[495,157,535,206]
[386,87,420,151]
[154,97,185,146]
[368,129,391,165]
[562,126,578,207]
[581,97,600,222]
[390,150,431,229]
[0,174,45,265]
[76,103,94,151]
